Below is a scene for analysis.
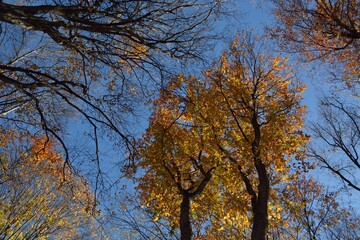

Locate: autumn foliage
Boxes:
[136,35,308,239]
[1,1,359,239]
[273,0,360,83]
[0,131,97,239]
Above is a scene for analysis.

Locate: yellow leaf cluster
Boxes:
[136,35,309,237]
[0,132,98,239]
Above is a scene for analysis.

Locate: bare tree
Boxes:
[310,94,360,192]
[0,0,224,172]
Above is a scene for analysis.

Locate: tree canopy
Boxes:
[136,35,309,240]
[0,131,99,239]
[272,0,359,83]
[1,1,359,239]
[0,0,223,162]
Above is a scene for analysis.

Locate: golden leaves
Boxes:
[0,132,96,239]
[136,35,308,238]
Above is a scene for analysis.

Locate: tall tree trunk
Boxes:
[250,113,270,240]
[251,160,270,240]
[180,193,191,240]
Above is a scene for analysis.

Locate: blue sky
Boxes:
[56,1,360,236]
[103,0,359,232]
[1,1,358,238]
[238,1,360,212]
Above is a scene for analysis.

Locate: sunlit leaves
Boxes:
[135,34,308,239]
[0,132,98,239]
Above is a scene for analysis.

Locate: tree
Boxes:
[137,76,218,240]
[136,34,308,239]
[270,175,360,240]
[105,191,179,240]
[272,0,360,83]
[272,1,360,218]
[0,132,99,239]
[0,0,223,164]
[309,94,360,192]
[204,35,308,239]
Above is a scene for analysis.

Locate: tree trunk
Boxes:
[251,160,270,240]
[250,113,270,240]
[180,194,192,240]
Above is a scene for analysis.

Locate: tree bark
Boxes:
[251,160,270,240]
[250,113,269,240]
[180,193,192,240]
